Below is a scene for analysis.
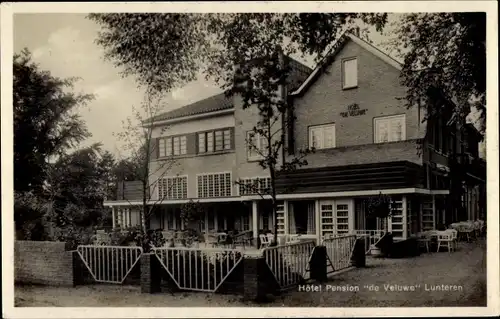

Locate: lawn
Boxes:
[15,240,486,307]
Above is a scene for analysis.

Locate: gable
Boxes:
[291,34,402,97]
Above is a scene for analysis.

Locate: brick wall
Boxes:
[15,241,74,287]
[291,39,425,168]
[300,140,423,168]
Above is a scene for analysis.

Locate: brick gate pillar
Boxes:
[140,253,161,294]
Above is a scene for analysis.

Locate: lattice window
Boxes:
[158,176,188,200]
[336,204,349,235]
[239,177,271,195]
[197,172,232,198]
[320,201,335,238]
[390,199,404,238]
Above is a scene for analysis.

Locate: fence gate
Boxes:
[262,241,316,290]
[322,235,357,274]
[77,245,143,284]
[152,247,243,293]
[354,230,384,254]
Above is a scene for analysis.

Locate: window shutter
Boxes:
[230,127,235,150]
[150,137,159,160]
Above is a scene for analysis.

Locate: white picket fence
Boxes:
[262,240,316,290]
[76,245,143,284]
[152,247,243,292]
[322,235,357,274]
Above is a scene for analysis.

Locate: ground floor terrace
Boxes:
[107,188,459,246]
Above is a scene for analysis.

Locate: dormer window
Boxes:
[342,58,358,89]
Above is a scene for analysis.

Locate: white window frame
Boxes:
[196,172,233,198]
[157,175,188,200]
[198,129,232,154]
[342,57,358,89]
[374,114,406,143]
[159,135,187,157]
[308,123,336,150]
[247,131,268,161]
[238,176,271,196]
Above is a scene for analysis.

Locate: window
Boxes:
[197,172,232,198]
[342,58,358,89]
[335,203,349,235]
[198,129,232,154]
[309,124,336,149]
[374,114,406,143]
[158,176,188,200]
[320,201,334,238]
[115,208,133,228]
[421,197,435,231]
[288,201,316,235]
[223,130,231,150]
[159,136,187,157]
[239,177,271,195]
[390,199,404,239]
[247,131,268,160]
[207,208,215,231]
[167,209,175,230]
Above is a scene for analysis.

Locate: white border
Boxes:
[2,1,499,318]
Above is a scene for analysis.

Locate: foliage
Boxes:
[88,13,388,242]
[45,144,114,227]
[88,13,209,94]
[180,200,204,229]
[364,193,394,219]
[13,49,94,193]
[387,13,486,133]
[88,13,388,93]
[51,224,95,250]
[112,91,178,232]
[14,191,52,240]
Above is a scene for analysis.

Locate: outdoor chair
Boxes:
[478,220,486,237]
[174,231,185,246]
[259,234,271,249]
[445,229,458,250]
[473,221,482,238]
[204,233,218,248]
[217,233,229,248]
[457,224,474,242]
[437,232,455,253]
[266,233,275,245]
[416,231,435,253]
[232,232,249,249]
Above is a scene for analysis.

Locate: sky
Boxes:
[13,13,224,156]
[13,13,484,158]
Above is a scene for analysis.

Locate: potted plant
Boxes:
[365,192,394,256]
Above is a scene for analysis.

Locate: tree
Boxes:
[13,49,93,193]
[114,91,178,233]
[45,143,115,229]
[386,13,486,133]
[89,13,388,243]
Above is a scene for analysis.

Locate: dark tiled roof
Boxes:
[150,92,233,122]
[285,56,313,91]
[148,57,313,123]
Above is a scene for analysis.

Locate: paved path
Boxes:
[15,240,486,307]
